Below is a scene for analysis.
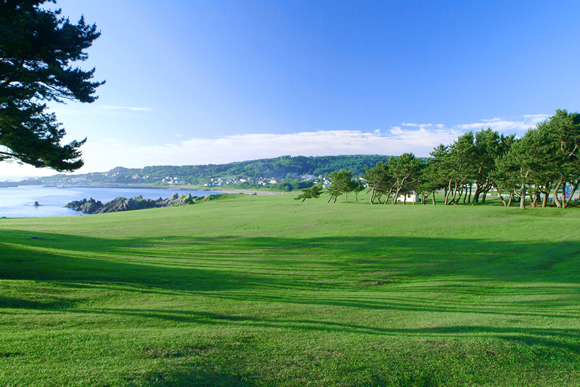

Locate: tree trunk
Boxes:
[553,179,563,208]
[520,183,526,210]
[507,193,514,207]
[472,185,481,204]
[370,186,376,205]
[385,189,393,205]
[564,180,580,208]
[449,182,459,205]
[531,191,538,207]
[467,184,472,204]
[392,187,401,204]
[542,182,551,207]
[455,185,463,204]
[499,193,507,206]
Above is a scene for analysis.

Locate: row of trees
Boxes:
[298,110,580,210]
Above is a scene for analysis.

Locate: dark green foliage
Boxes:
[294,185,324,202]
[141,155,393,182]
[388,153,423,204]
[0,0,103,171]
[326,110,580,210]
[362,161,395,204]
[327,169,354,203]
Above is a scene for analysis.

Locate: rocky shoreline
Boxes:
[65,193,219,214]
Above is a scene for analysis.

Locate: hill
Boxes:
[31,155,395,187]
[1,194,579,385]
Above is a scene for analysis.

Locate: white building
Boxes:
[396,191,420,203]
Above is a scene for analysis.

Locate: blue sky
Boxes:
[3,0,580,176]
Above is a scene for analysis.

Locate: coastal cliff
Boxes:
[65,193,207,214]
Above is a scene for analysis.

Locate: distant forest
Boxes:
[129,155,395,180]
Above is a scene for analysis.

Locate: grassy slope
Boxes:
[1,193,579,386]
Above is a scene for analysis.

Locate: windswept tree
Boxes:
[389,153,422,204]
[327,169,353,203]
[442,132,477,205]
[470,129,510,204]
[362,161,394,204]
[416,159,445,205]
[0,0,104,171]
[352,179,365,202]
[294,185,324,202]
[496,129,554,209]
[537,110,580,208]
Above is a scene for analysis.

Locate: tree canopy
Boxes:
[0,0,103,171]
[328,110,580,210]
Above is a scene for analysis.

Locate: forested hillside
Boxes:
[30,155,396,188]
[141,155,392,180]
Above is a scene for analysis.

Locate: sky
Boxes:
[3,0,580,177]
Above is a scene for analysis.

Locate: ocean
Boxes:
[0,185,221,218]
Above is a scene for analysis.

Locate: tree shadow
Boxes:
[2,229,580,293]
[3,229,580,384]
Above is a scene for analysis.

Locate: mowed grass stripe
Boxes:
[1,193,580,386]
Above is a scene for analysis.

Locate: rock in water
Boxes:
[34,201,40,206]
[64,198,104,213]
[64,193,214,214]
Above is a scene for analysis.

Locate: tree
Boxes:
[536,110,580,208]
[294,185,324,202]
[416,159,444,205]
[362,161,394,204]
[495,129,554,209]
[388,153,422,204]
[471,129,504,204]
[352,179,365,202]
[327,169,353,203]
[0,0,104,171]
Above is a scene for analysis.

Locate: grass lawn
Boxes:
[1,193,579,386]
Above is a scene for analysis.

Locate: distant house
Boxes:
[396,191,420,203]
[300,174,316,181]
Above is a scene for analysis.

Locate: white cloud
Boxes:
[0,113,554,175]
[458,114,550,132]
[75,126,463,172]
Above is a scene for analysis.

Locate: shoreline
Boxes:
[41,184,285,196]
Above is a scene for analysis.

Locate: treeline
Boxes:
[140,155,393,182]
[317,110,580,210]
[225,179,315,192]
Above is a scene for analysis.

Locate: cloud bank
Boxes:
[78,113,548,172]
[0,113,551,175]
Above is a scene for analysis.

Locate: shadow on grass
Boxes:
[2,229,579,290]
[2,229,580,384]
[2,229,580,321]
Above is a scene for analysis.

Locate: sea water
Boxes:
[0,185,221,218]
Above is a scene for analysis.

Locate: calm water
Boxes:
[0,186,221,218]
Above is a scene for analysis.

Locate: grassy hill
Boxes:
[1,193,579,386]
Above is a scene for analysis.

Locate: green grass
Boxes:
[1,193,580,386]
